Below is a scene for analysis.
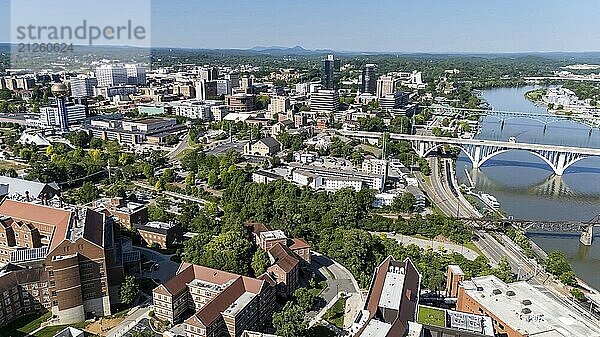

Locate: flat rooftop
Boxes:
[378,265,406,310]
[223,291,256,318]
[259,230,286,240]
[359,319,392,337]
[144,221,176,230]
[462,275,600,337]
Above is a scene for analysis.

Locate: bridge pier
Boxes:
[553,153,567,176]
[580,225,594,246]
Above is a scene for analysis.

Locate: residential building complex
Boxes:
[152,263,275,337]
[0,197,135,326]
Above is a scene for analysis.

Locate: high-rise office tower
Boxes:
[70,76,98,97]
[95,64,128,87]
[51,83,69,133]
[321,54,341,90]
[241,76,254,94]
[376,75,396,98]
[124,64,147,85]
[361,64,378,94]
[199,67,219,81]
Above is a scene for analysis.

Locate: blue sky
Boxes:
[2,0,600,52]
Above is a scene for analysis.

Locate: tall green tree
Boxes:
[251,249,270,276]
[272,303,307,337]
[74,182,100,204]
[120,275,139,305]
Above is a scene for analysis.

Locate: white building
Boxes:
[39,104,87,126]
[292,170,323,189]
[376,75,396,98]
[295,83,310,95]
[544,87,579,107]
[96,64,128,87]
[252,170,282,184]
[310,89,339,112]
[289,163,384,192]
[172,100,219,120]
[96,64,145,87]
[269,97,290,114]
[373,193,397,208]
[362,157,388,176]
[324,177,363,192]
[124,64,147,85]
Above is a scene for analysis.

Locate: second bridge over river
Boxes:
[339,130,600,176]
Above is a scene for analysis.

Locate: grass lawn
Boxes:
[463,241,485,257]
[307,325,336,337]
[0,312,52,337]
[33,322,89,337]
[0,160,28,171]
[324,297,347,329]
[417,305,446,327]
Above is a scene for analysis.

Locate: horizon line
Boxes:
[1,42,600,55]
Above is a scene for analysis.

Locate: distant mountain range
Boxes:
[3,42,600,60]
[248,45,337,55]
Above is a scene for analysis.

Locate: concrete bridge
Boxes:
[429,105,600,128]
[339,131,600,176]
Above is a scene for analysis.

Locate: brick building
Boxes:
[0,198,131,326]
[152,263,275,337]
[136,221,181,249]
[455,274,600,337]
[245,223,311,298]
[88,197,148,230]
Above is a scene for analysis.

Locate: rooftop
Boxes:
[223,291,256,317]
[359,319,392,337]
[378,264,406,310]
[461,275,600,337]
[260,230,287,241]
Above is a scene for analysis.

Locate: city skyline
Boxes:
[1,0,600,53]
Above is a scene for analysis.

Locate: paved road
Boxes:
[167,135,190,162]
[134,246,180,283]
[425,157,600,322]
[307,253,361,322]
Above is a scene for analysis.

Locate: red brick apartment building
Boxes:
[152,263,275,337]
[0,198,131,326]
[246,223,312,297]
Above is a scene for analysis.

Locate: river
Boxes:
[455,86,600,289]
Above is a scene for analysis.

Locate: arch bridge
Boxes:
[340,131,600,176]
